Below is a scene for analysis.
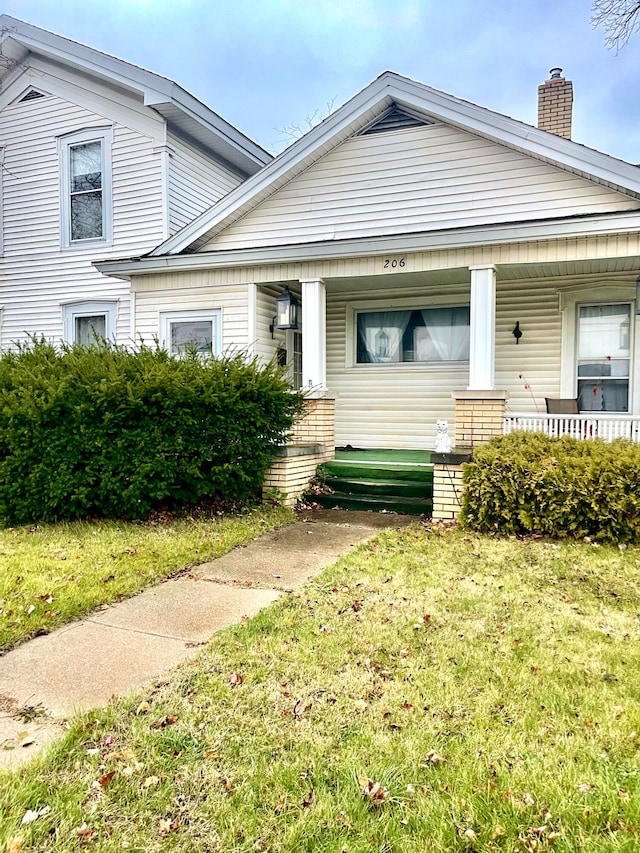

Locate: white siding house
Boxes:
[0,16,270,349]
[95,71,640,453]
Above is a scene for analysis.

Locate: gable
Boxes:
[202,123,639,252]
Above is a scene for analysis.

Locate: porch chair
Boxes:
[545,398,579,415]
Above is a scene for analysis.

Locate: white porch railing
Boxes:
[503,413,640,443]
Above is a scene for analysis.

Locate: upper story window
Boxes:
[59,128,113,248]
[577,303,631,412]
[355,306,470,364]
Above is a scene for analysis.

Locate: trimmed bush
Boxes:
[461,430,640,543]
[0,340,304,525]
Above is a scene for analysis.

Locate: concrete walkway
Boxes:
[0,509,413,769]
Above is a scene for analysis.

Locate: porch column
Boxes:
[300,277,327,394]
[468,264,496,391]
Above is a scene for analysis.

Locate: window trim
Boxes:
[58,127,113,249]
[159,309,222,357]
[346,298,471,369]
[0,147,4,257]
[62,300,119,344]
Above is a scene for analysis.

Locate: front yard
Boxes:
[1,524,639,852]
[0,506,293,652]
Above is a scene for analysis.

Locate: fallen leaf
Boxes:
[104,735,113,746]
[143,775,160,788]
[522,792,535,806]
[135,701,151,716]
[358,776,389,806]
[424,749,446,764]
[157,818,179,835]
[352,600,363,612]
[302,791,314,809]
[21,806,50,825]
[153,715,178,729]
[5,840,22,853]
[99,771,116,788]
[76,823,94,842]
[353,699,367,713]
[228,672,243,687]
[578,783,596,793]
[293,699,312,718]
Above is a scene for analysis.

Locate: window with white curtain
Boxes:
[356,306,469,364]
[577,303,631,412]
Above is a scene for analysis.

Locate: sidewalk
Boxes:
[0,509,413,769]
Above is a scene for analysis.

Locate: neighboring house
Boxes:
[98,69,640,453]
[0,15,270,348]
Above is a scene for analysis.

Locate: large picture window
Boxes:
[59,128,112,247]
[577,303,630,412]
[356,306,469,364]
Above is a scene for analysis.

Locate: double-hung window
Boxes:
[160,310,222,357]
[62,300,118,345]
[59,128,113,247]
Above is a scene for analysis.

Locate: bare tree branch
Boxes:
[592,0,640,50]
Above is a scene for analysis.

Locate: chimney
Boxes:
[537,67,573,140]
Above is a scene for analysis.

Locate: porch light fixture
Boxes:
[512,321,523,344]
[270,287,299,338]
[636,276,640,316]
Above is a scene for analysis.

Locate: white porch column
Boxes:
[468,264,497,391]
[300,277,327,393]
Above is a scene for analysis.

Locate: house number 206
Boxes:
[383,257,406,270]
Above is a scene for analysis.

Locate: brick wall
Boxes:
[453,391,508,448]
[432,463,466,521]
[263,397,335,506]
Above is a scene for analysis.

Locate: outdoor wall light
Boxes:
[270,287,299,337]
[512,321,523,344]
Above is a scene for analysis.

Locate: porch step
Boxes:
[323,461,433,482]
[306,448,434,516]
[323,476,431,498]
[312,493,433,515]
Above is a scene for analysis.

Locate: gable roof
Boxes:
[150,70,640,256]
[0,15,271,177]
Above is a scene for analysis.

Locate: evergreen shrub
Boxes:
[461,430,640,543]
[0,340,304,525]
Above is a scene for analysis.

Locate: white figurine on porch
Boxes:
[434,420,452,453]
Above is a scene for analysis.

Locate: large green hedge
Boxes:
[461,430,640,543]
[0,340,304,525]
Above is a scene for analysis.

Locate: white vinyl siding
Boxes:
[0,89,164,346]
[134,281,250,354]
[167,132,242,235]
[205,124,638,251]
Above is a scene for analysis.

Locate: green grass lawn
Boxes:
[0,505,293,652]
[1,524,639,852]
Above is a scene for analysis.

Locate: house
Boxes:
[0,15,270,348]
[96,67,640,487]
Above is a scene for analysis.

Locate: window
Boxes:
[355,306,470,364]
[160,310,222,356]
[577,303,631,412]
[59,128,113,247]
[62,301,118,344]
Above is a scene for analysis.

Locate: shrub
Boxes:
[0,340,304,525]
[461,430,640,543]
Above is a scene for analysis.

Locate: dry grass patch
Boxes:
[1,524,639,852]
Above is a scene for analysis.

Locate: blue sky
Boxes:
[4,0,640,162]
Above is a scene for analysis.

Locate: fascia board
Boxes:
[97,210,640,278]
[155,71,640,257]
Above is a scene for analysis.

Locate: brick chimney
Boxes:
[537,67,573,140]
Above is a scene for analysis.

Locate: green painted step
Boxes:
[322,461,433,482]
[334,448,432,465]
[313,492,432,515]
[323,476,432,498]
